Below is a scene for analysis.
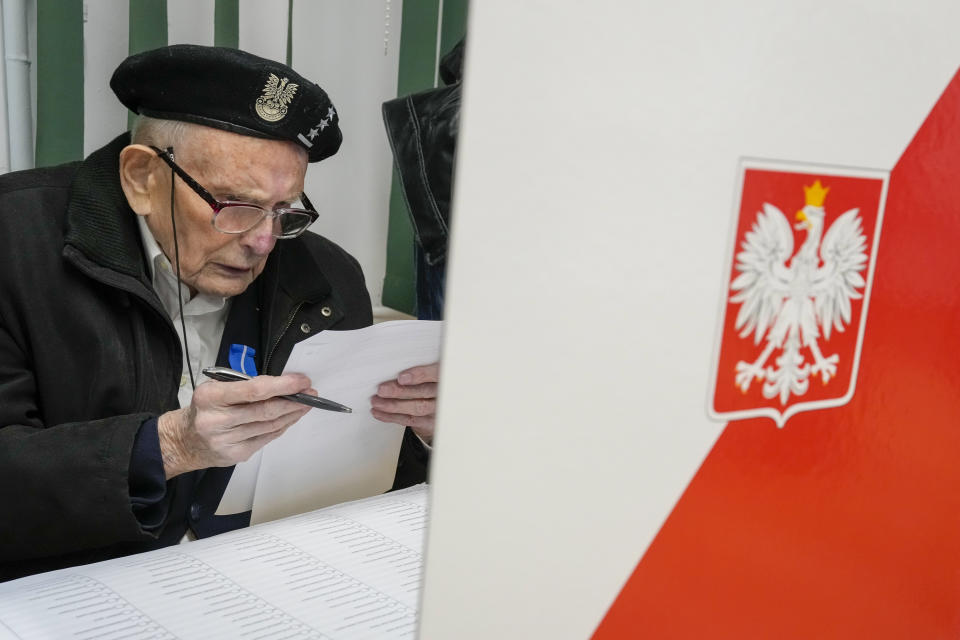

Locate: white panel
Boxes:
[0,4,12,173]
[82,0,129,156]
[167,0,214,46]
[238,0,288,63]
[419,1,960,639]
[4,0,33,171]
[27,0,35,159]
[291,0,401,307]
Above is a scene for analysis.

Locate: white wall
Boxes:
[82,0,128,156]
[291,1,401,308]
[419,1,960,638]
[0,4,11,174]
[238,0,289,64]
[167,0,215,47]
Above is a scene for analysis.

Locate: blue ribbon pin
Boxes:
[228,344,258,377]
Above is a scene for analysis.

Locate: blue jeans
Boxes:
[415,245,445,320]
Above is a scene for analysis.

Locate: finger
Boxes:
[221,421,296,464]
[226,373,314,405]
[237,395,311,423]
[215,404,311,450]
[370,396,435,417]
[396,363,440,386]
[376,380,438,400]
[194,395,309,434]
[195,373,313,407]
[370,408,435,433]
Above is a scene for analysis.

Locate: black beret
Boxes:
[110,44,341,162]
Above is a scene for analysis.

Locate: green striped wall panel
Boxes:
[35,0,84,167]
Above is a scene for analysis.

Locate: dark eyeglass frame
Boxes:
[149,145,318,239]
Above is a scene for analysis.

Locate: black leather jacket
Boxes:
[382,40,464,267]
[0,134,426,580]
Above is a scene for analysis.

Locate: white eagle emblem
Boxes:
[730,180,868,404]
[255,74,299,122]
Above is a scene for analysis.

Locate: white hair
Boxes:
[130,114,309,164]
[129,115,197,151]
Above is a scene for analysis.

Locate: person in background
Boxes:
[382,39,464,320]
[0,45,437,581]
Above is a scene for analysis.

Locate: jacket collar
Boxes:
[64,133,150,282]
[63,132,333,304]
[269,238,332,303]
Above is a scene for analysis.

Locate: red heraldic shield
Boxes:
[709,163,887,427]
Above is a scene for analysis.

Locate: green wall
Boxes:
[35,0,84,167]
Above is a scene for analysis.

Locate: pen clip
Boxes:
[203,366,251,382]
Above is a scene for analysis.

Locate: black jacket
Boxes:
[382,40,464,267]
[0,134,427,580]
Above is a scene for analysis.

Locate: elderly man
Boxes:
[0,45,436,581]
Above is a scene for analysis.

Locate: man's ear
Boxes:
[118,144,161,216]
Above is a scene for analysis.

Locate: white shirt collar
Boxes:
[136,212,163,282]
[135,214,229,317]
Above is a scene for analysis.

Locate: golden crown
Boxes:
[803,179,830,208]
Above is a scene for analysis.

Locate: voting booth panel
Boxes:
[595,68,960,639]
[421,2,960,638]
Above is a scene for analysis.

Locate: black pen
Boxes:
[202,366,352,413]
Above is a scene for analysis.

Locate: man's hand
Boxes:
[158,374,314,479]
[370,363,439,443]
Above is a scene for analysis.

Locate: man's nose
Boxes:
[240,215,278,255]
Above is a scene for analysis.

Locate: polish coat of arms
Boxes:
[709,162,888,427]
[255,73,298,122]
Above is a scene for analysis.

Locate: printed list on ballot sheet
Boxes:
[0,485,429,640]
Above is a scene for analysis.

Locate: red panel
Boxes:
[594,68,960,638]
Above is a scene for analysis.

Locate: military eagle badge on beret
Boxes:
[256,73,298,122]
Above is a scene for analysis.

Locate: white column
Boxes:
[82,0,130,156]
[3,0,33,170]
[292,0,403,308]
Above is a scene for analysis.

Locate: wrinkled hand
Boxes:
[158,374,314,479]
[370,363,439,443]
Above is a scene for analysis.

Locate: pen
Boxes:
[201,366,353,413]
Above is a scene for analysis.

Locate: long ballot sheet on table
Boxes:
[0,485,428,640]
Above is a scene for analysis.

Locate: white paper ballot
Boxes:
[217,320,442,525]
[215,448,262,515]
[0,485,429,640]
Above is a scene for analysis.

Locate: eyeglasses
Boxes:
[150,146,318,239]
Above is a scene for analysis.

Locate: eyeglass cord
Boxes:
[169,155,196,391]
